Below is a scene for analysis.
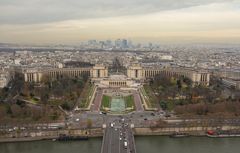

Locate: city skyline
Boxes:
[0,0,240,44]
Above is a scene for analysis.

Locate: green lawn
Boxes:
[166,100,175,111]
[142,85,158,108]
[124,95,134,108]
[102,95,111,108]
[79,83,95,108]
[29,97,39,104]
[48,99,64,106]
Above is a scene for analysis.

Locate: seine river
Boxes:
[0,136,239,153]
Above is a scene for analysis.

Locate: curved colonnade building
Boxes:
[23,64,108,83]
[23,64,210,86]
[127,64,210,86]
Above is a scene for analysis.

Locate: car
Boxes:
[124,141,128,148]
[110,123,114,128]
[8,129,13,132]
[165,114,171,117]
[144,118,148,121]
[42,127,47,130]
[159,111,165,115]
[20,127,26,130]
[75,118,80,122]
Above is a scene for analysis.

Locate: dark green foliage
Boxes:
[61,102,71,111]
[16,99,26,107]
[183,77,192,86]
[159,101,167,110]
[51,111,59,120]
[40,91,49,105]
[6,104,12,115]
[177,80,182,89]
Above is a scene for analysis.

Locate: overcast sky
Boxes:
[0,0,240,44]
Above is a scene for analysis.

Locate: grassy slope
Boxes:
[102,95,111,108]
[143,85,158,108]
[124,95,134,108]
[79,83,94,108]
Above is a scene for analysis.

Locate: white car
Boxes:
[8,129,13,132]
[75,118,80,122]
[20,127,26,130]
[110,123,114,128]
[124,141,128,148]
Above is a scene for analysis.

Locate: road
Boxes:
[90,88,103,112]
[101,118,136,153]
[132,90,144,112]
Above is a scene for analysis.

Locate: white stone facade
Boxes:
[127,64,210,86]
[22,64,210,86]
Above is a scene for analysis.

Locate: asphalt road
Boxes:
[101,118,136,153]
[90,89,103,112]
[132,90,144,112]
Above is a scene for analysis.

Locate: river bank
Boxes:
[1,136,240,153]
[1,124,240,143]
[134,125,240,136]
[0,128,103,143]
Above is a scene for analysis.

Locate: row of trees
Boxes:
[175,102,240,117]
[0,102,61,123]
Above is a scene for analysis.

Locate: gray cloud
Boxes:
[0,0,233,24]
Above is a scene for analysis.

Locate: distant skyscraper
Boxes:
[115,39,122,48]
[149,43,153,50]
[105,40,112,48]
[128,40,133,48]
[114,39,128,49]
[122,39,128,48]
[99,41,105,48]
[88,40,97,46]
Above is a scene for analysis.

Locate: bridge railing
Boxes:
[100,128,107,153]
